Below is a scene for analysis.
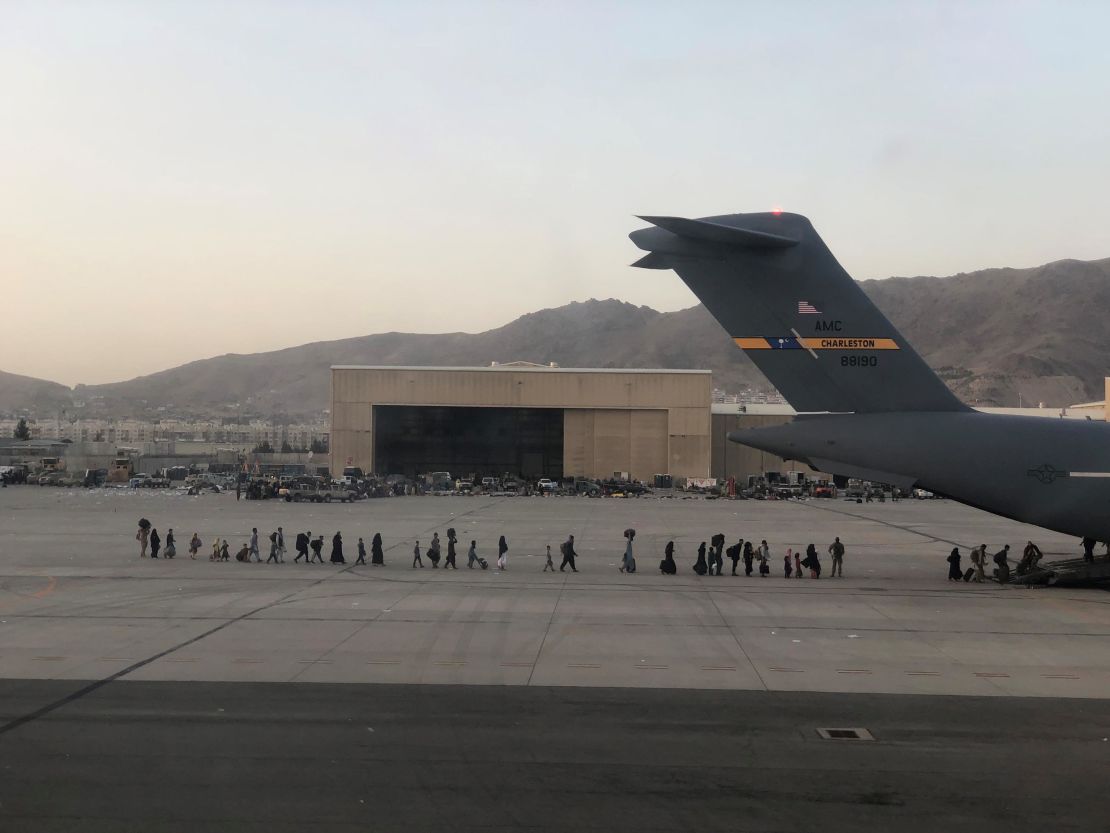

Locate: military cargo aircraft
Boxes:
[630,211,1110,542]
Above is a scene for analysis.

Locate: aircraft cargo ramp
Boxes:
[1010,556,1110,587]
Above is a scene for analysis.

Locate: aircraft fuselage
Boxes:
[733,412,1110,541]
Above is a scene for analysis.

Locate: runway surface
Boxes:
[2,680,1108,832]
[1,489,1108,830]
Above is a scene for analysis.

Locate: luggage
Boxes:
[478,557,488,570]
[963,567,975,582]
[164,544,176,558]
[759,561,770,576]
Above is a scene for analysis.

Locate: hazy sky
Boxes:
[3,1,1109,386]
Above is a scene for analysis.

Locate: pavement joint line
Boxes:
[365,660,400,665]
[836,669,873,675]
[700,666,737,671]
[1042,674,1080,679]
[905,671,942,676]
[799,500,966,548]
[567,663,600,668]
[974,672,1011,678]
[634,664,669,670]
[768,667,805,673]
[705,572,771,691]
[525,560,567,687]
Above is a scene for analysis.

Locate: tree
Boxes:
[13,418,30,440]
[310,438,329,454]
[280,441,293,454]
[252,440,273,454]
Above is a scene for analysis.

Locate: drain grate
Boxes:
[816,727,874,741]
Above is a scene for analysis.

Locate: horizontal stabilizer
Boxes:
[637,215,798,249]
[630,253,671,269]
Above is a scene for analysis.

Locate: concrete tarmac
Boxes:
[2,681,1109,832]
[1,488,1109,830]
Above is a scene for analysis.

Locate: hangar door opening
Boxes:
[373,406,564,479]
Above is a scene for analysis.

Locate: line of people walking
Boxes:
[137,517,852,579]
[658,535,845,579]
[135,519,583,573]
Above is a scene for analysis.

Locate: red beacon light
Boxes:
[771,206,783,216]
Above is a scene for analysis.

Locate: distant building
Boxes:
[330,365,712,480]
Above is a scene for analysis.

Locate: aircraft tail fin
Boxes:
[630,212,967,413]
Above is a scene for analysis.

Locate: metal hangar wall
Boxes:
[330,366,711,481]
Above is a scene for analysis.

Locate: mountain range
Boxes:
[3,256,1109,420]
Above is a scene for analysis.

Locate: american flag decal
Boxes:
[797,301,821,314]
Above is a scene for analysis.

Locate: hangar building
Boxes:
[329,365,711,481]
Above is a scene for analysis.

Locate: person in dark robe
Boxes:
[445,529,458,569]
[371,533,384,565]
[310,536,325,563]
[742,541,754,576]
[165,529,176,559]
[693,542,708,575]
[330,532,345,564]
[784,549,793,578]
[804,543,821,578]
[660,541,677,574]
[236,543,250,562]
[149,528,161,559]
[947,547,963,581]
[219,540,230,561]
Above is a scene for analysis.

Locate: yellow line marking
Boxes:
[802,338,899,350]
[733,337,900,350]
